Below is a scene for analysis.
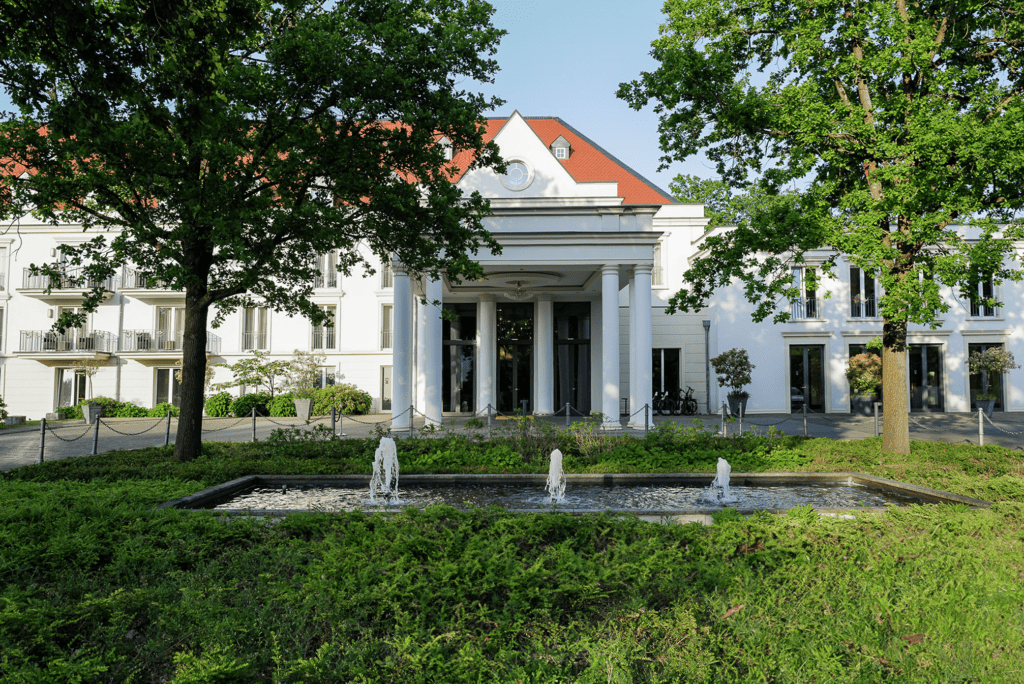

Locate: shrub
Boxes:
[268,393,298,417]
[0,395,7,420]
[231,392,271,417]
[117,403,150,418]
[846,353,883,395]
[148,402,179,418]
[204,391,232,417]
[710,348,755,397]
[62,396,150,419]
[311,383,372,415]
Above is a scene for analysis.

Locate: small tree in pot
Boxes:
[285,349,327,421]
[846,353,882,416]
[710,348,755,417]
[968,347,1019,416]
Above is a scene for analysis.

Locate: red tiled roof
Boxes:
[453,116,676,206]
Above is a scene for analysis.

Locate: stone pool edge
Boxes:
[157,472,991,524]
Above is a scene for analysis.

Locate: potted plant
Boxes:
[710,348,755,417]
[845,352,882,416]
[73,358,105,424]
[285,349,327,421]
[967,347,1019,416]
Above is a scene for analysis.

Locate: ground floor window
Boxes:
[156,368,181,407]
[652,348,680,396]
[848,343,882,402]
[56,368,87,408]
[380,365,392,411]
[317,366,336,389]
[968,342,1004,412]
[909,344,944,412]
[790,345,825,412]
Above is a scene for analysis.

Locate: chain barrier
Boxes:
[741,415,795,428]
[44,422,93,442]
[200,416,250,433]
[99,417,166,436]
[907,414,939,432]
[981,412,1024,436]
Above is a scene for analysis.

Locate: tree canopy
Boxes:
[619,0,1024,453]
[0,0,507,460]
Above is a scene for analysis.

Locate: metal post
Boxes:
[873,402,880,438]
[487,403,493,429]
[565,402,570,428]
[644,404,650,436]
[739,404,744,436]
[38,417,46,464]
[520,399,528,416]
[803,403,808,437]
[164,410,172,447]
[979,407,984,446]
[331,405,336,435]
[409,404,415,436]
[252,407,257,442]
[720,403,726,437]
[339,409,346,437]
[91,415,100,455]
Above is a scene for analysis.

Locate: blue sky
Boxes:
[474,0,711,196]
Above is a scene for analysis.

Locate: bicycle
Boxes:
[653,390,673,416]
[680,386,699,416]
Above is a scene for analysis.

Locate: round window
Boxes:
[500,160,534,191]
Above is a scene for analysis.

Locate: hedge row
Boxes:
[203,383,373,418]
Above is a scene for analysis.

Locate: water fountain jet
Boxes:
[369,437,401,505]
[701,457,739,504]
[545,449,566,503]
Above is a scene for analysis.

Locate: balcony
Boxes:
[850,296,877,319]
[118,267,185,306]
[16,267,116,304]
[17,330,116,365]
[119,329,221,365]
[789,297,821,320]
[381,329,393,350]
[311,328,336,350]
[313,271,338,289]
[241,331,268,351]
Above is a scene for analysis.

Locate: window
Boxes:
[155,368,181,407]
[438,136,453,161]
[550,135,571,160]
[314,252,338,289]
[56,368,87,408]
[312,305,336,350]
[0,245,7,290]
[652,348,681,394]
[156,307,184,350]
[0,307,4,350]
[850,267,877,318]
[652,242,664,287]
[966,278,998,317]
[380,261,393,289]
[554,147,567,159]
[790,267,819,319]
[317,366,336,389]
[381,304,393,349]
[242,306,269,350]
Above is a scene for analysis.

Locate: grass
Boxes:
[1,426,1022,682]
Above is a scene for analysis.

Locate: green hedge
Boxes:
[204,391,232,417]
[311,383,372,415]
[148,402,179,418]
[268,393,298,417]
[230,392,271,417]
[60,396,150,420]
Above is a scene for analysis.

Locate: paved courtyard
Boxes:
[1,410,1022,473]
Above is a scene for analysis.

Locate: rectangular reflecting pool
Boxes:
[160,473,990,517]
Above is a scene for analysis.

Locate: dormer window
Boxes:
[550,135,571,160]
[438,137,453,161]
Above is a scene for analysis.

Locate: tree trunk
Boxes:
[881,316,910,455]
[173,289,211,461]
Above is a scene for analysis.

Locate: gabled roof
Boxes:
[451,116,677,206]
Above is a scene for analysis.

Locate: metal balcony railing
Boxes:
[313,271,338,289]
[381,265,393,289]
[790,297,821,320]
[241,331,268,351]
[850,296,877,318]
[20,330,117,353]
[0,270,5,290]
[311,328,336,350]
[121,329,221,354]
[120,267,172,290]
[381,329,393,349]
[652,264,664,287]
[22,267,115,291]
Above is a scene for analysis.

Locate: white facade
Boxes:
[0,113,712,421]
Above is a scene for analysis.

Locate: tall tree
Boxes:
[619,0,1024,453]
[670,174,797,231]
[0,0,506,460]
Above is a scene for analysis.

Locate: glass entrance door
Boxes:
[497,303,533,413]
[790,345,825,412]
[554,302,591,414]
[910,345,944,412]
[443,304,476,413]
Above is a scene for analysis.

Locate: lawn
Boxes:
[1,421,1022,682]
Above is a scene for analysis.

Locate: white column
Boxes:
[600,264,622,430]
[415,290,426,411]
[423,277,443,426]
[477,294,496,415]
[535,294,554,415]
[628,271,638,426]
[391,262,412,431]
[631,264,653,429]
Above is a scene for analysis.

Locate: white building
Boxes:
[0,113,711,424]
[3,111,1016,421]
